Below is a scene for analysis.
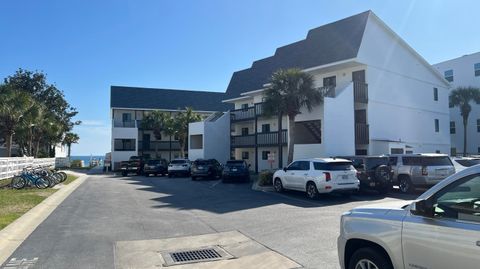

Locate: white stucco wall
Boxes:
[434,52,480,155]
[357,13,451,154]
[323,83,356,156]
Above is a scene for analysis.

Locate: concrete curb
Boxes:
[0,173,88,265]
[251,179,275,192]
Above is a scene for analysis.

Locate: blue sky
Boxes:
[1,0,478,155]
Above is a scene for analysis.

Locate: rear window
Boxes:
[171,160,186,164]
[422,156,452,166]
[147,160,160,165]
[402,157,422,165]
[314,162,353,171]
[194,160,211,165]
[365,157,389,170]
[226,161,245,167]
[456,159,480,167]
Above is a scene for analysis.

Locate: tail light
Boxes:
[324,172,331,181]
[356,171,361,179]
[421,166,428,176]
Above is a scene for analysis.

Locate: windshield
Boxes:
[194,160,212,165]
[147,160,160,165]
[171,160,186,164]
[455,159,480,167]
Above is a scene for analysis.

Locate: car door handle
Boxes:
[303,173,308,176]
[290,173,295,175]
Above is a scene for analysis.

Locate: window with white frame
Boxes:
[433,87,438,101]
[450,121,456,134]
[444,69,453,82]
[475,63,480,77]
[435,119,440,132]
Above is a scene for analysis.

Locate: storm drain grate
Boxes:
[160,245,234,266]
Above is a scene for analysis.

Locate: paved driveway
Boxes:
[1,174,417,269]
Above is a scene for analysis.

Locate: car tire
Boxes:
[274,178,283,192]
[398,176,413,193]
[191,176,196,181]
[348,247,392,269]
[306,182,318,199]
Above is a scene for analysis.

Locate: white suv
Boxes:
[338,164,480,269]
[273,158,359,199]
[167,159,191,177]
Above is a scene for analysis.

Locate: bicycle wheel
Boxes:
[58,172,68,182]
[51,174,62,185]
[35,177,50,189]
[11,176,26,189]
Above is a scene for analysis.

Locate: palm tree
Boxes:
[141,111,173,158]
[173,107,202,158]
[0,86,35,157]
[63,132,79,157]
[263,68,323,163]
[449,87,480,156]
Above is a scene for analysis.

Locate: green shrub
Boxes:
[258,170,274,186]
[70,160,83,168]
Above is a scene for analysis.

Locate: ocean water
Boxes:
[70,156,104,167]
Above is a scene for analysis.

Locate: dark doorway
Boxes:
[352,70,365,82]
[354,110,367,124]
[143,134,150,150]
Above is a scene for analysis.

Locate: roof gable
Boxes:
[225,11,370,99]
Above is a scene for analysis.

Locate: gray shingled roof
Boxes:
[224,11,370,99]
[110,86,232,111]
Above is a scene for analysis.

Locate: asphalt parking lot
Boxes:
[2,173,419,269]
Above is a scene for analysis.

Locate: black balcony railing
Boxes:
[355,123,369,145]
[113,119,137,128]
[353,81,368,103]
[138,141,181,151]
[231,106,255,122]
[231,130,288,148]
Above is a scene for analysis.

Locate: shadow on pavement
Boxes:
[105,174,421,214]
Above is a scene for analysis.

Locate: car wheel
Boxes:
[348,247,392,269]
[398,176,413,193]
[274,178,283,192]
[191,176,196,181]
[306,182,318,199]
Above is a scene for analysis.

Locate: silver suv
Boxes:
[389,154,455,193]
[338,164,480,269]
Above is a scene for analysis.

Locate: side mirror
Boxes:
[283,167,287,172]
[410,199,434,218]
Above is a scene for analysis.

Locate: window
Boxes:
[262,151,270,160]
[433,174,480,223]
[261,124,270,133]
[444,69,453,82]
[391,148,404,154]
[298,161,310,171]
[475,63,480,76]
[242,151,249,160]
[122,113,132,122]
[433,87,438,101]
[241,103,249,111]
[435,150,441,153]
[402,157,422,165]
[435,119,440,132]
[114,139,136,151]
[477,119,480,132]
[389,157,398,166]
[314,162,353,171]
[450,121,456,134]
[241,127,249,136]
[451,147,457,156]
[323,76,336,87]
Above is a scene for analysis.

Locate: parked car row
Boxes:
[120,156,251,182]
[272,153,467,199]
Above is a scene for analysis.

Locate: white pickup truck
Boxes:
[338,164,480,269]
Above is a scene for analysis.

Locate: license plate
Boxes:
[232,168,238,172]
[342,175,348,179]
[198,166,204,170]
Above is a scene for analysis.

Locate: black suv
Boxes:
[191,159,223,180]
[143,159,168,177]
[339,156,393,194]
[222,160,250,182]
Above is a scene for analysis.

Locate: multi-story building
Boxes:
[433,52,480,155]
[110,86,230,170]
[193,10,451,172]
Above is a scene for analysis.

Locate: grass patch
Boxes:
[0,188,56,230]
[0,178,12,188]
[62,173,79,185]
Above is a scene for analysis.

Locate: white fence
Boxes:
[0,157,56,180]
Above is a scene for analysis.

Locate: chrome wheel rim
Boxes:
[307,184,316,198]
[399,179,409,193]
[274,180,282,191]
[355,259,379,269]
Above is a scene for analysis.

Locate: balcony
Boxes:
[353,81,368,103]
[138,141,181,151]
[231,130,288,148]
[113,119,137,128]
[231,106,255,122]
[355,123,369,145]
